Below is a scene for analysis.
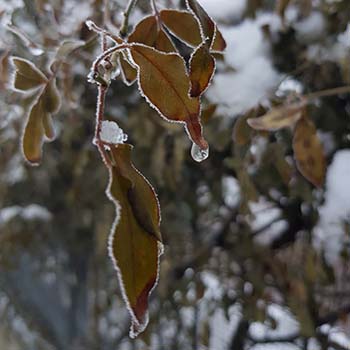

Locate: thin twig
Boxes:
[119,0,139,37]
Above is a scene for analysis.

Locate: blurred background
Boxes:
[1,0,350,349]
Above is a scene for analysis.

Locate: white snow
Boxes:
[295,11,326,43]
[100,120,128,144]
[200,0,247,22]
[0,205,52,225]
[207,18,281,117]
[314,150,350,263]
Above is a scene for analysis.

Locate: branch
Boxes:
[119,0,139,37]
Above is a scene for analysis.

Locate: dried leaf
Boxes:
[12,57,48,91]
[119,53,138,86]
[211,27,227,52]
[56,39,85,59]
[42,113,55,140]
[293,117,326,187]
[186,0,215,47]
[160,10,202,47]
[130,44,207,149]
[247,102,304,131]
[22,98,45,164]
[107,144,162,338]
[41,79,61,114]
[233,110,254,146]
[189,41,215,97]
[128,16,176,53]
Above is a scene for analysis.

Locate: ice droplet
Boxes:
[191,143,209,162]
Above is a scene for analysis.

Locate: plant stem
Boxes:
[304,85,350,101]
[119,0,139,37]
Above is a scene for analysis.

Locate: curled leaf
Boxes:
[22,98,45,165]
[107,144,162,338]
[119,53,138,86]
[211,27,227,52]
[12,57,48,91]
[293,117,326,187]
[41,79,61,114]
[130,44,207,149]
[247,102,304,131]
[186,0,215,47]
[42,113,55,140]
[160,10,202,47]
[189,40,215,97]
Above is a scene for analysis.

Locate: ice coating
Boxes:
[191,142,209,162]
[100,120,128,144]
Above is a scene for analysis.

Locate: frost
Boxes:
[314,150,350,263]
[100,121,128,144]
[200,0,246,22]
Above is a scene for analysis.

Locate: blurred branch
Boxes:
[119,0,139,37]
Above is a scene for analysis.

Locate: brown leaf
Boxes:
[41,79,61,114]
[189,41,215,97]
[186,0,215,47]
[247,102,304,131]
[119,53,138,86]
[211,27,227,52]
[160,9,202,47]
[22,98,45,165]
[128,16,176,53]
[42,113,55,140]
[107,144,162,337]
[293,117,326,187]
[130,44,208,149]
[233,110,254,146]
[12,57,48,91]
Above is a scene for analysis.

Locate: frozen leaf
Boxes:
[12,57,48,91]
[56,39,85,59]
[186,0,215,47]
[130,44,208,150]
[128,16,176,53]
[189,40,215,97]
[160,10,202,47]
[293,117,326,187]
[42,113,55,140]
[247,102,304,131]
[119,53,138,86]
[233,110,254,146]
[41,79,61,114]
[22,99,45,165]
[107,144,162,337]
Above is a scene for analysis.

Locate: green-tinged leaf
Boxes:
[12,57,48,91]
[128,16,176,53]
[107,144,162,338]
[160,10,202,47]
[186,0,215,46]
[130,44,208,150]
[119,53,138,86]
[293,117,326,187]
[189,41,215,97]
[247,102,304,131]
[41,79,61,114]
[42,113,55,140]
[22,99,45,164]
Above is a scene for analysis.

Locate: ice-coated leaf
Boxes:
[189,40,215,97]
[186,0,215,47]
[247,102,304,131]
[159,9,202,47]
[22,98,45,165]
[56,39,85,59]
[129,44,208,150]
[42,113,55,140]
[128,15,176,53]
[119,53,138,86]
[12,57,48,91]
[107,144,162,338]
[41,79,61,114]
[293,117,326,187]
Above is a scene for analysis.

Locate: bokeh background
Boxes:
[1,0,350,349]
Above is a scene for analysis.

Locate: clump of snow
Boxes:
[207,18,281,117]
[100,121,128,144]
[314,150,350,263]
[0,205,52,225]
[200,0,247,22]
[295,11,326,43]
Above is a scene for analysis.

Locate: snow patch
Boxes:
[200,0,247,22]
[0,204,52,225]
[100,120,128,144]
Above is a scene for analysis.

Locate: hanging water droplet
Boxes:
[191,143,209,162]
